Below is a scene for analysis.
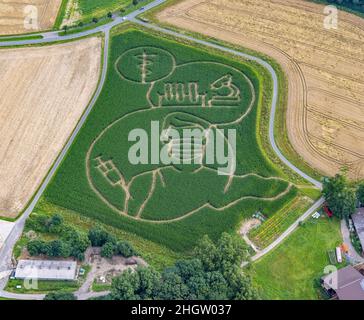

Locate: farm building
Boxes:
[352,208,364,255]
[321,265,364,300]
[14,260,77,281]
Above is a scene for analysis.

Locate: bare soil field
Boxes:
[157,0,364,179]
[0,0,62,35]
[0,37,101,218]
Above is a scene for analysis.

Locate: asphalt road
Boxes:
[0,0,323,299]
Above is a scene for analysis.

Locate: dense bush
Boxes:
[88,226,114,247]
[89,225,137,259]
[63,229,91,261]
[117,241,136,258]
[27,240,50,256]
[26,213,64,234]
[101,242,116,258]
[26,215,89,260]
[44,291,76,300]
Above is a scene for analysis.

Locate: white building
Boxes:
[15,260,77,281]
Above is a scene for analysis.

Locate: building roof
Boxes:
[322,265,364,300]
[352,208,364,251]
[15,259,77,281]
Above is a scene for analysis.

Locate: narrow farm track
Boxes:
[0,0,324,299]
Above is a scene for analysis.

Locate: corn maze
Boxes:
[44,28,301,251]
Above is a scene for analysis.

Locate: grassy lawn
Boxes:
[92,280,112,292]
[5,279,79,294]
[249,217,343,300]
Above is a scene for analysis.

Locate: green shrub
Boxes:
[117,241,136,258]
[44,291,76,300]
[101,242,116,258]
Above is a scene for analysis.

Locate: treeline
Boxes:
[322,173,364,219]
[26,214,136,261]
[109,233,260,300]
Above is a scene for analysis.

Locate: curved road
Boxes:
[0,0,323,299]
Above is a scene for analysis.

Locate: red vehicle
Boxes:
[323,205,333,218]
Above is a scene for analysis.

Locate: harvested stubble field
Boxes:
[0,36,101,218]
[43,27,306,253]
[0,0,62,35]
[157,0,364,179]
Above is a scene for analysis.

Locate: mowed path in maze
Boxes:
[0,0,62,35]
[157,0,364,179]
[0,37,101,218]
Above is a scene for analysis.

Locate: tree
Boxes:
[174,259,204,281]
[133,0,139,5]
[231,271,260,300]
[185,273,209,299]
[27,240,49,256]
[136,267,160,299]
[357,182,364,205]
[64,229,90,260]
[216,232,250,274]
[48,214,63,233]
[193,235,218,271]
[101,241,116,258]
[111,267,160,300]
[92,17,99,24]
[323,174,356,218]
[111,269,140,300]
[204,271,229,299]
[155,271,189,300]
[48,240,71,257]
[117,241,136,258]
[107,12,113,18]
[44,291,76,300]
[62,25,68,34]
[88,226,110,247]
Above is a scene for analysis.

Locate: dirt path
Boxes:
[239,219,261,253]
[157,0,364,179]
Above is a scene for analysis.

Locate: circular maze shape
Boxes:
[115,46,176,84]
